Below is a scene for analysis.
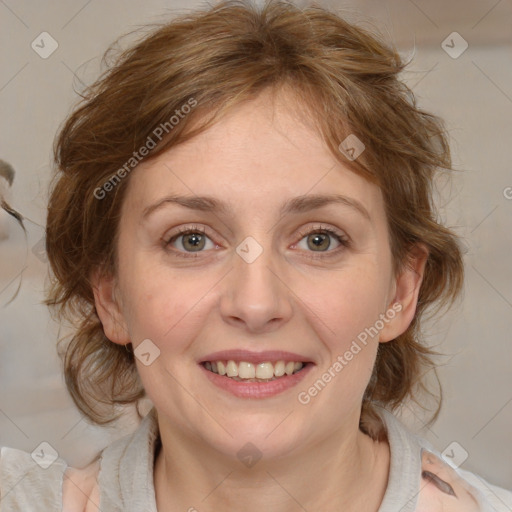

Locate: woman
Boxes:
[1,1,510,510]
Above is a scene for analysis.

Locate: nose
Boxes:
[219,238,293,333]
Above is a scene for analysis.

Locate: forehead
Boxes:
[123,88,384,219]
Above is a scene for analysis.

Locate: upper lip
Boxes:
[199,349,314,364]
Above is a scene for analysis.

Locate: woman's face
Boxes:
[94,87,426,460]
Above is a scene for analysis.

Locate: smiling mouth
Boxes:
[202,360,309,382]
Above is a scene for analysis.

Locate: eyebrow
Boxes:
[142,193,371,221]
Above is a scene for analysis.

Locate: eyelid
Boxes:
[295,223,349,243]
[164,224,213,242]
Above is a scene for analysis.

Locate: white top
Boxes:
[1,406,511,511]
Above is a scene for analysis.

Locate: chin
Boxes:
[212,422,301,460]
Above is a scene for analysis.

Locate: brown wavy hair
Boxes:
[46,0,465,431]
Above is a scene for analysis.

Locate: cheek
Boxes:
[116,247,210,346]
[293,264,390,409]
[299,262,390,349]
[123,276,212,348]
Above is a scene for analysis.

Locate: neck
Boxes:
[153,414,390,512]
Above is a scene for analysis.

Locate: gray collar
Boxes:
[376,406,432,512]
[97,405,428,512]
[98,407,159,512]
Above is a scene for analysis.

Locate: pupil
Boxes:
[184,233,205,251]
[309,233,329,251]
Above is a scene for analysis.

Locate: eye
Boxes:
[164,225,217,258]
[294,224,350,256]
[164,223,350,259]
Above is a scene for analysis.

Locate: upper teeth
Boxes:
[204,360,304,379]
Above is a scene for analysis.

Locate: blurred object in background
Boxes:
[0,160,16,241]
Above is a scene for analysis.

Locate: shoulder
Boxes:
[418,445,512,512]
[0,445,68,511]
[374,408,512,512]
[2,409,160,511]
[0,445,102,512]
[457,467,512,512]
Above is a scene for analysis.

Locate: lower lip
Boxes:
[199,363,314,399]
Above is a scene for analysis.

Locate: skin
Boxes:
[416,450,482,512]
[92,86,428,512]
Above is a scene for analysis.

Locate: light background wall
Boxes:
[0,0,511,491]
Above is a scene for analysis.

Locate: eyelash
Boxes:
[164,224,350,259]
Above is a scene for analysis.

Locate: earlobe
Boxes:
[91,269,130,345]
[379,243,429,343]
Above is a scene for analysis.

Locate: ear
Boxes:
[379,243,429,343]
[91,269,130,345]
